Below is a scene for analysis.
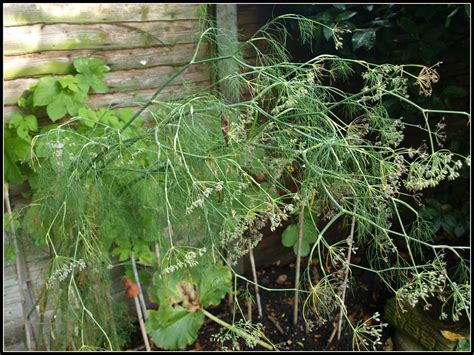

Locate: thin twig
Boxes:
[337,215,356,341]
[4,182,36,351]
[268,315,284,335]
[131,251,148,320]
[133,296,151,352]
[326,321,338,348]
[293,202,305,325]
[248,243,263,318]
[247,295,252,322]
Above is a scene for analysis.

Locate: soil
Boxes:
[126,254,394,351]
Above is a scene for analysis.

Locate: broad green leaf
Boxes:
[336,11,357,22]
[398,17,418,34]
[282,224,298,247]
[16,125,31,142]
[24,115,38,131]
[107,114,120,128]
[46,94,68,121]
[58,75,79,91]
[11,138,31,161]
[192,263,231,307]
[76,74,90,92]
[74,57,109,93]
[294,240,310,257]
[454,225,465,237]
[352,29,376,51]
[282,216,317,253]
[146,307,204,350]
[8,112,23,128]
[117,107,134,122]
[443,86,466,98]
[432,218,442,233]
[63,94,76,116]
[323,27,333,41]
[445,7,460,28]
[33,77,58,106]
[4,149,23,183]
[90,76,109,93]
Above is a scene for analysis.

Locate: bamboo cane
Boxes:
[131,251,148,320]
[248,243,263,318]
[293,202,305,325]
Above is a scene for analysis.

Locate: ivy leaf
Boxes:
[33,77,59,106]
[146,307,204,350]
[352,29,376,51]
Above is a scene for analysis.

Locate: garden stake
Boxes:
[247,295,252,322]
[336,215,356,341]
[293,202,306,326]
[248,243,263,318]
[134,295,151,351]
[4,182,37,350]
[131,251,148,320]
[125,279,151,351]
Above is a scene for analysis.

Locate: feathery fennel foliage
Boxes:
[23,13,470,350]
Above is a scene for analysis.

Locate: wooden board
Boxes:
[4,63,210,105]
[4,21,202,56]
[4,43,209,80]
[3,3,201,26]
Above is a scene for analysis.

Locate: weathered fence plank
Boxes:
[3,3,200,26]
[4,43,209,80]
[4,21,201,56]
[4,64,210,105]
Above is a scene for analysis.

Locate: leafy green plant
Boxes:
[146,254,231,349]
[281,211,317,256]
[421,197,470,237]
[4,113,38,183]
[15,12,470,352]
[4,56,110,185]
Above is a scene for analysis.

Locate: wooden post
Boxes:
[4,182,37,350]
[215,4,240,105]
